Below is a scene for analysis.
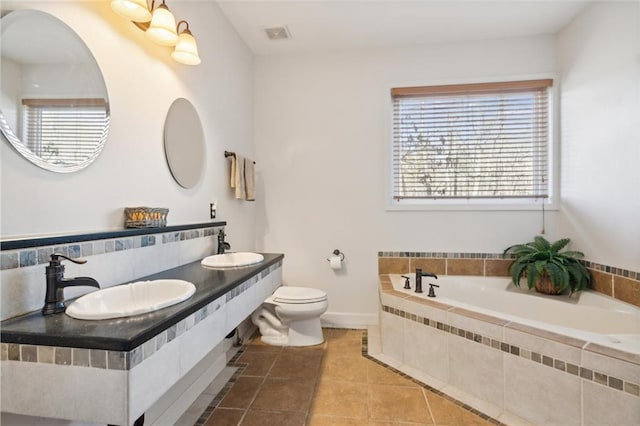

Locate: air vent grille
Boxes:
[264,26,291,40]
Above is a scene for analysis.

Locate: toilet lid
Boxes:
[272,286,327,304]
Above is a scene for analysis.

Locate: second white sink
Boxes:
[65,279,196,320]
[201,252,264,269]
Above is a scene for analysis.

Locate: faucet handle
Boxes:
[401,275,411,289]
[427,283,440,298]
[50,253,87,265]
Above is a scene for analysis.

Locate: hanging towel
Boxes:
[229,155,237,189]
[244,158,255,201]
[234,155,246,200]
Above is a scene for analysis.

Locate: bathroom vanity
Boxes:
[1,253,284,425]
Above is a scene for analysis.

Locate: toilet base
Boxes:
[259,318,324,347]
[287,317,324,346]
[261,334,289,346]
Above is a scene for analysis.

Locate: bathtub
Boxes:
[376,274,640,426]
[389,274,640,354]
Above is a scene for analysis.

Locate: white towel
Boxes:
[244,158,255,201]
[234,155,246,200]
[229,155,236,188]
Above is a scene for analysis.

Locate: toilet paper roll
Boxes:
[329,255,342,270]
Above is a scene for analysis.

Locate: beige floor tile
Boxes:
[203,408,244,426]
[310,379,369,418]
[325,330,365,358]
[366,360,418,387]
[237,351,278,377]
[269,351,323,380]
[368,384,433,424]
[320,355,369,382]
[426,393,490,425]
[241,409,306,426]
[251,377,315,412]
[218,376,264,409]
[307,414,369,426]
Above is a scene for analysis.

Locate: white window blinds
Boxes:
[391,79,552,201]
[22,98,109,166]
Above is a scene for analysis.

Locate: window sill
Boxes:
[386,199,559,212]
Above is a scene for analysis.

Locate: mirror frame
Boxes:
[0,9,110,173]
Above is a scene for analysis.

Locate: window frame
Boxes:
[384,75,560,211]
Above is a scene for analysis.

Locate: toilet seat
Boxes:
[270,286,327,304]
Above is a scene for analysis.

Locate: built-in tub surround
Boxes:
[378,251,640,308]
[0,222,225,320]
[376,253,640,426]
[1,254,284,425]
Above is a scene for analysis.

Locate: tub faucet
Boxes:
[217,229,231,254]
[415,268,438,293]
[42,253,100,315]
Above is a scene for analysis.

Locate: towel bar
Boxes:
[224,151,255,164]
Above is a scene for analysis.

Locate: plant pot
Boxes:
[535,274,563,295]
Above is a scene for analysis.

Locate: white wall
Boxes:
[556,1,640,272]
[0,1,256,252]
[254,36,558,323]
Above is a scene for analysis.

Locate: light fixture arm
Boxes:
[176,20,190,34]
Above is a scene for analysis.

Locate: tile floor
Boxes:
[192,329,497,425]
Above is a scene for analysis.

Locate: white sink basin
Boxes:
[65,279,196,320]
[201,252,264,269]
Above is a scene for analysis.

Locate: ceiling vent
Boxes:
[264,26,291,41]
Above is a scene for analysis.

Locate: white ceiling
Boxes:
[215,0,592,55]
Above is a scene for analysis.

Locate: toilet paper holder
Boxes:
[327,249,345,262]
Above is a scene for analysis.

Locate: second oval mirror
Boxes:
[164,98,205,188]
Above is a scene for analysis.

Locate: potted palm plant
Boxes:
[503,236,591,295]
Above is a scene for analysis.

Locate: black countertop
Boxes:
[1,253,284,351]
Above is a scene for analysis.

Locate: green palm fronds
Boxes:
[503,236,591,294]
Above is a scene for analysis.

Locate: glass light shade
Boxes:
[146,3,178,46]
[171,29,201,65]
[110,0,152,23]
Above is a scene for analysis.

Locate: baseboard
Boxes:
[321,311,378,329]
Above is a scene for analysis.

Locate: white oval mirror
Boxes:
[164,98,205,188]
[0,10,110,173]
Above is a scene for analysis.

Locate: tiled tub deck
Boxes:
[376,274,640,426]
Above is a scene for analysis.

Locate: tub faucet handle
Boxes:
[427,283,440,298]
[401,275,411,289]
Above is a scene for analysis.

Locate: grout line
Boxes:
[421,387,438,425]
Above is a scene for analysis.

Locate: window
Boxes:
[22,98,109,166]
[391,79,553,207]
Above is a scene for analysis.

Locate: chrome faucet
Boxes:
[217,229,231,254]
[415,268,438,293]
[42,253,100,315]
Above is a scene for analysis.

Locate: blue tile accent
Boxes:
[1,252,19,270]
[19,250,37,267]
[68,245,81,259]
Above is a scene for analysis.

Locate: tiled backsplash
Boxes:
[378,251,640,308]
[1,224,223,320]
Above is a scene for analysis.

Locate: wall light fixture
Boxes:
[110,0,201,65]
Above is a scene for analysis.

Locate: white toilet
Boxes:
[251,286,328,347]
